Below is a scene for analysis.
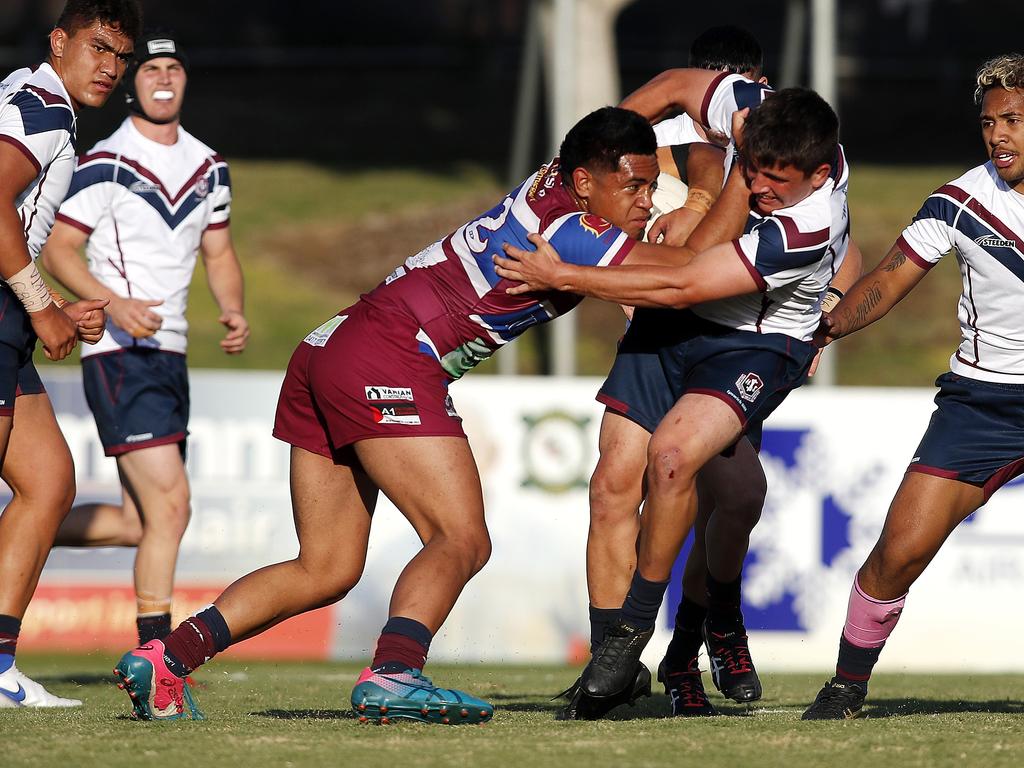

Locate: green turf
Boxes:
[4,654,1022,767]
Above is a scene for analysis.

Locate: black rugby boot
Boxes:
[579,620,655,699]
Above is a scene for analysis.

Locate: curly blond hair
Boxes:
[975,54,1024,104]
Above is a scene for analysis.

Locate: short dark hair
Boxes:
[55,0,143,42]
[742,88,838,176]
[689,25,762,76]
[559,107,656,184]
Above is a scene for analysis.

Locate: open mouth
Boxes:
[152,90,175,101]
[993,151,1017,169]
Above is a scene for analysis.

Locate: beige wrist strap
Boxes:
[6,260,53,313]
[682,187,717,216]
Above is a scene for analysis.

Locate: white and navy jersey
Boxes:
[692,146,850,340]
[653,113,705,148]
[897,163,1024,383]
[56,118,231,356]
[686,73,850,340]
[0,63,76,261]
[699,72,772,145]
[362,158,636,379]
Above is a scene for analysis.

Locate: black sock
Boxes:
[588,606,620,654]
[706,571,743,630]
[620,571,670,631]
[835,634,882,692]
[663,595,707,669]
[137,613,173,645]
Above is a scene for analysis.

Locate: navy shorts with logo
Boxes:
[909,371,1024,499]
[597,308,815,447]
[0,284,45,416]
[82,349,189,456]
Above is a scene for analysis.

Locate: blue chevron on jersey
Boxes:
[9,86,73,136]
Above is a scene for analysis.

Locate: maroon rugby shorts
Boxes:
[273,300,465,461]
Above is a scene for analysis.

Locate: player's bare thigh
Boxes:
[1,393,74,510]
[859,471,985,600]
[352,435,487,545]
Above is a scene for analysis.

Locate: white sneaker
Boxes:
[0,663,82,708]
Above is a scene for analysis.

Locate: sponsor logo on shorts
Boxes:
[125,432,155,443]
[735,372,764,403]
[579,213,613,237]
[370,404,421,425]
[303,315,347,347]
[365,386,414,401]
[974,235,1016,249]
[444,394,459,418]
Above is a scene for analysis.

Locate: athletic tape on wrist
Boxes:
[5,261,53,313]
[821,286,844,313]
[682,187,716,216]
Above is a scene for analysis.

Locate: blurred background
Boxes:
[7,1,1024,670]
[6,0,1021,382]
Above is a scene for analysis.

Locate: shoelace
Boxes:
[668,673,710,708]
[711,633,754,674]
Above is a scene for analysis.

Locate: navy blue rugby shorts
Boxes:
[0,283,45,416]
[597,308,815,449]
[909,371,1024,500]
[82,349,189,456]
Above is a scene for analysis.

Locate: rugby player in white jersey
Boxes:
[0,0,139,710]
[43,31,247,660]
[802,54,1024,720]
[496,84,849,704]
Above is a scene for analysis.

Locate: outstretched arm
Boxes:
[816,242,928,346]
[495,234,757,309]
[619,68,724,128]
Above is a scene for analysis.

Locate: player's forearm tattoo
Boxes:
[833,281,882,337]
[882,249,907,272]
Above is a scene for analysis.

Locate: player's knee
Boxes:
[461,529,492,576]
[589,464,642,527]
[646,439,697,493]
[713,480,765,532]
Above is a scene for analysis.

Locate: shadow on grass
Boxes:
[254,709,355,720]
[866,698,1024,717]
[33,672,116,687]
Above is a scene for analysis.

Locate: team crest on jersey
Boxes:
[194,176,210,199]
[579,214,612,237]
[974,235,1016,249]
[735,372,764,403]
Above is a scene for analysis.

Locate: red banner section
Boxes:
[22,584,335,659]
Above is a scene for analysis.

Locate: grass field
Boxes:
[4,654,1022,768]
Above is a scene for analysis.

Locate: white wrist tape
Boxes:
[6,260,53,313]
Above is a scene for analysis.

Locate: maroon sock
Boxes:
[371,617,431,672]
[160,606,232,677]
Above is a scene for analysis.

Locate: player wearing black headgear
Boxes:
[124,32,188,124]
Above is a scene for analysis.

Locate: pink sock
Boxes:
[842,574,906,648]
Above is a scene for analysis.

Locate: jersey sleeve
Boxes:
[895,188,957,269]
[542,213,636,268]
[0,87,74,175]
[55,153,117,234]
[653,114,703,148]
[700,73,772,141]
[205,156,232,230]
[732,215,830,291]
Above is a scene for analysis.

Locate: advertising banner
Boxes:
[8,370,1022,672]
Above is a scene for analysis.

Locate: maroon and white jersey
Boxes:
[898,163,1024,383]
[56,118,231,356]
[0,63,76,261]
[348,159,636,379]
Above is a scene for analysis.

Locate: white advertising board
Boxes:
[17,370,1024,671]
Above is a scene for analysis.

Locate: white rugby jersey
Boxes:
[689,73,850,340]
[0,63,76,261]
[653,113,705,147]
[897,163,1024,383]
[56,118,231,356]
